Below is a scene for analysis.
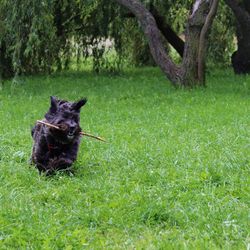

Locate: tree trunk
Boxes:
[197,0,219,84]
[149,5,184,58]
[225,0,250,74]
[115,0,219,87]
[0,41,14,79]
[181,0,211,87]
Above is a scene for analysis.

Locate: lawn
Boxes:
[0,68,249,249]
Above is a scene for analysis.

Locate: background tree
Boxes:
[115,0,219,87]
[225,0,250,74]
[0,0,239,85]
[0,0,124,78]
[122,1,236,69]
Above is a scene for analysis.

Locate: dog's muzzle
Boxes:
[67,126,78,140]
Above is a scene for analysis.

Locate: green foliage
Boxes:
[0,0,241,78]
[0,0,124,77]
[0,68,249,248]
[121,19,156,66]
[120,0,236,67]
[208,1,235,66]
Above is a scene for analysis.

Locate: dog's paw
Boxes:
[49,157,73,170]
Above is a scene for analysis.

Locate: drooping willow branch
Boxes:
[37,120,106,142]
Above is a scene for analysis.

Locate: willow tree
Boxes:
[0,0,123,78]
[115,0,219,87]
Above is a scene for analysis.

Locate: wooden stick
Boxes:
[37,120,106,142]
[37,120,60,130]
[79,131,106,142]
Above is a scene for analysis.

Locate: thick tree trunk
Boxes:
[181,0,219,87]
[197,0,219,84]
[225,0,250,74]
[115,0,218,87]
[181,0,210,87]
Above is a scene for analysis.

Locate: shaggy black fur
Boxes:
[31,96,87,174]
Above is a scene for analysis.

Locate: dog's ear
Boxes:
[49,96,58,113]
[72,98,87,111]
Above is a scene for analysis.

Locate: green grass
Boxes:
[0,68,249,249]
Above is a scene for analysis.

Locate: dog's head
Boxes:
[45,96,87,142]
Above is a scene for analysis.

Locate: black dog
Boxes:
[31,96,87,174]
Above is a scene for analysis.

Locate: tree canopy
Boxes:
[0,0,247,86]
[0,0,124,77]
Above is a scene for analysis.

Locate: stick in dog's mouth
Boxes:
[36,120,106,142]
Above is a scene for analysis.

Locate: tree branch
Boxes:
[149,5,184,57]
[198,0,219,84]
[115,0,181,85]
[124,6,185,57]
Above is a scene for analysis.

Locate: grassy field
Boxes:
[0,68,249,249]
